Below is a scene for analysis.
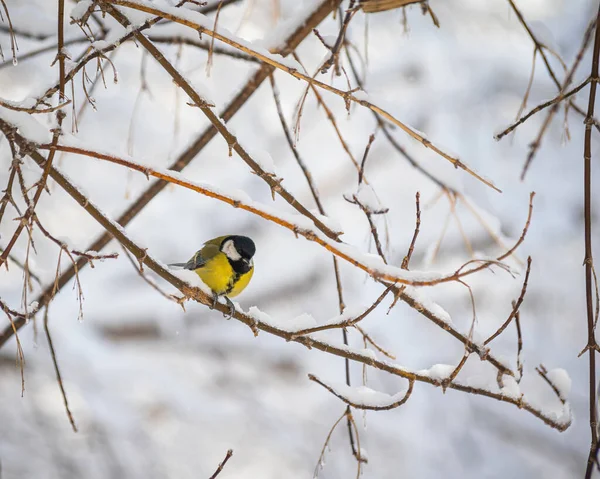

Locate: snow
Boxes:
[546,368,572,400]
[0,1,591,478]
[353,90,370,102]
[90,40,111,51]
[70,0,94,22]
[401,286,454,326]
[310,374,411,409]
[528,21,560,54]
[351,183,384,213]
[0,107,52,144]
[418,363,455,381]
[500,376,521,400]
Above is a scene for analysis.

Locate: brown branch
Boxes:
[0,0,341,350]
[0,97,71,114]
[358,133,375,186]
[309,374,414,411]
[349,193,388,262]
[0,139,571,432]
[320,0,358,75]
[0,299,25,394]
[121,244,182,305]
[495,77,591,140]
[292,52,363,178]
[584,5,600,477]
[104,3,340,240]
[25,143,527,384]
[270,72,360,460]
[43,306,77,432]
[343,36,455,193]
[148,35,260,63]
[535,365,566,405]
[291,286,393,337]
[0,164,17,227]
[514,303,524,382]
[313,409,348,477]
[401,192,421,270]
[37,143,505,288]
[205,0,225,76]
[269,74,325,214]
[0,0,67,268]
[522,16,597,180]
[208,449,233,479]
[0,0,18,63]
[484,256,532,345]
[105,0,502,193]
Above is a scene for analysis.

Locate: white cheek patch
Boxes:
[222,239,242,261]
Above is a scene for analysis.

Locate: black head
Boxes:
[231,236,255,260]
[220,236,255,274]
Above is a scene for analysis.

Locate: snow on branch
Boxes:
[0,120,572,432]
[103,0,502,193]
[41,141,522,288]
[309,373,414,410]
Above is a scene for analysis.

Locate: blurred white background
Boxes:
[0,0,598,477]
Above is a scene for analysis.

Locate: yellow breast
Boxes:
[194,253,254,297]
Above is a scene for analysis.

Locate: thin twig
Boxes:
[309,374,414,410]
[521,16,597,179]
[535,364,566,405]
[105,0,502,193]
[291,285,393,337]
[484,257,532,345]
[43,306,77,432]
[0,0,341,350]
[0,0,68,268]
[0,138,570,432]
[320,0,358,75]
[495,77,591,140]
[208,449,233,479]
[401,192,420,270]
[358,133,375,186]
[584,5,600,477]
[514,302,524,382]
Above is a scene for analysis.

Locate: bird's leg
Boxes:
[211,293,219,310]
[223,296,235,320]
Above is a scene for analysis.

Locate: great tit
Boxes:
[170,235,255,316]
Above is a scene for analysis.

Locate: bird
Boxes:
[169,235,255,317]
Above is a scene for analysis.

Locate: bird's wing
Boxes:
[183,236,226,270]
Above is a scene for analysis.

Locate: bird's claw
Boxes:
[209,294,235,319]
[223,297,235,320]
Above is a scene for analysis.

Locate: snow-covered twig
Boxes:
[485,257,532,346]
[104,0,502,193]
[104,3,341,241]
[41,142,516,288]
[0,131,573,433]
[291,285,393,337]
[309,373,414,411]
[0,0,340,355]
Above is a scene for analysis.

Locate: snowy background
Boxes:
[0,0,599,477]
